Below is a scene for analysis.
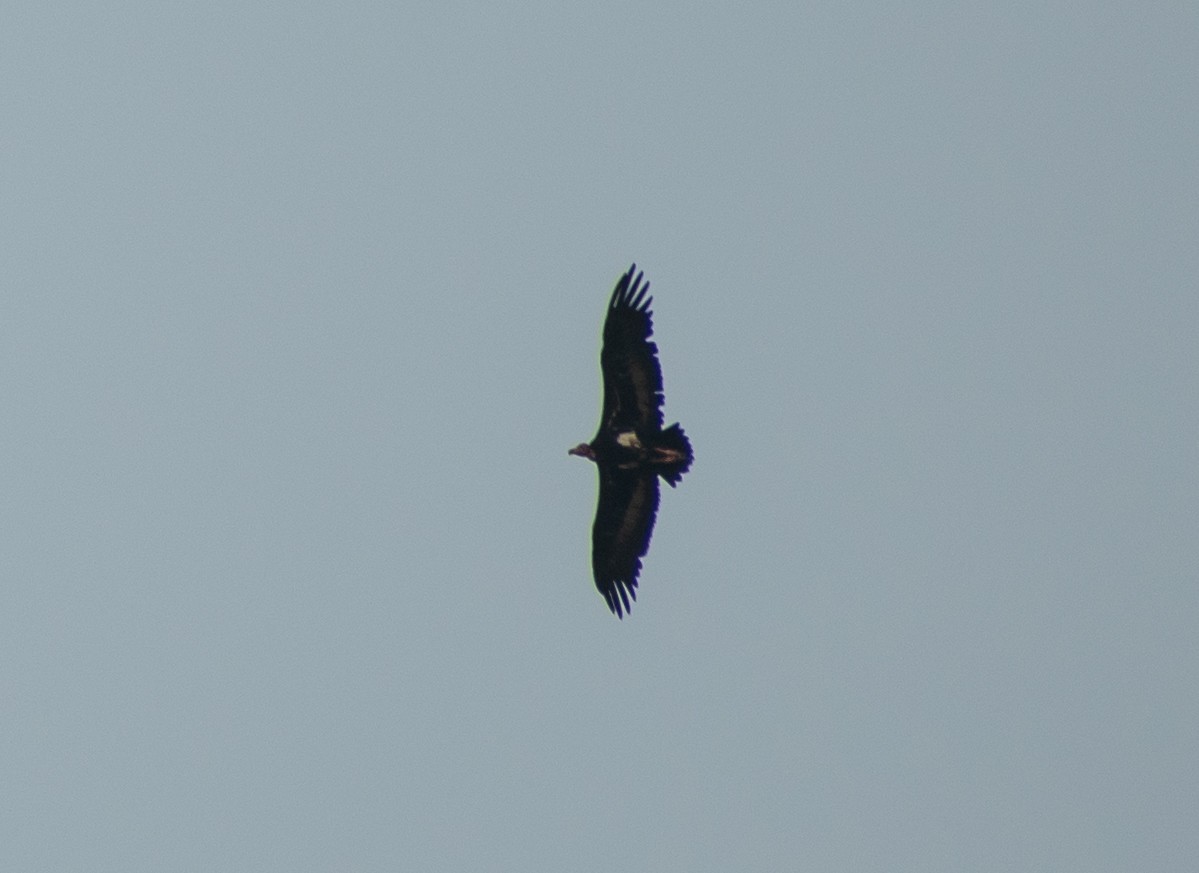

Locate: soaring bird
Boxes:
[570,264,693,617]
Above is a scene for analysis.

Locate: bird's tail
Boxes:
[656,423,693,487]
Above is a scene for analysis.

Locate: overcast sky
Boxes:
[3,3,1197,871]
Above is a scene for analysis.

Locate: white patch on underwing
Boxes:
[616,431,642,449]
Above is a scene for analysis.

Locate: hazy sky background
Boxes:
[3,3,1196,870]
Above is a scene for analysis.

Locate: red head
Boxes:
[568,443,596,460]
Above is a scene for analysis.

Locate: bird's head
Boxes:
[568,443,596,461]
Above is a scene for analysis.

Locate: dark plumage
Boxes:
[569,264,693,617]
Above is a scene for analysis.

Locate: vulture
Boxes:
[570,264,693,617]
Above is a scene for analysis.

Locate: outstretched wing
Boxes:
[591,466,660,617]
[599,264,665,432]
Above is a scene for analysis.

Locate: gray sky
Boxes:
[3,3,1197,870]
